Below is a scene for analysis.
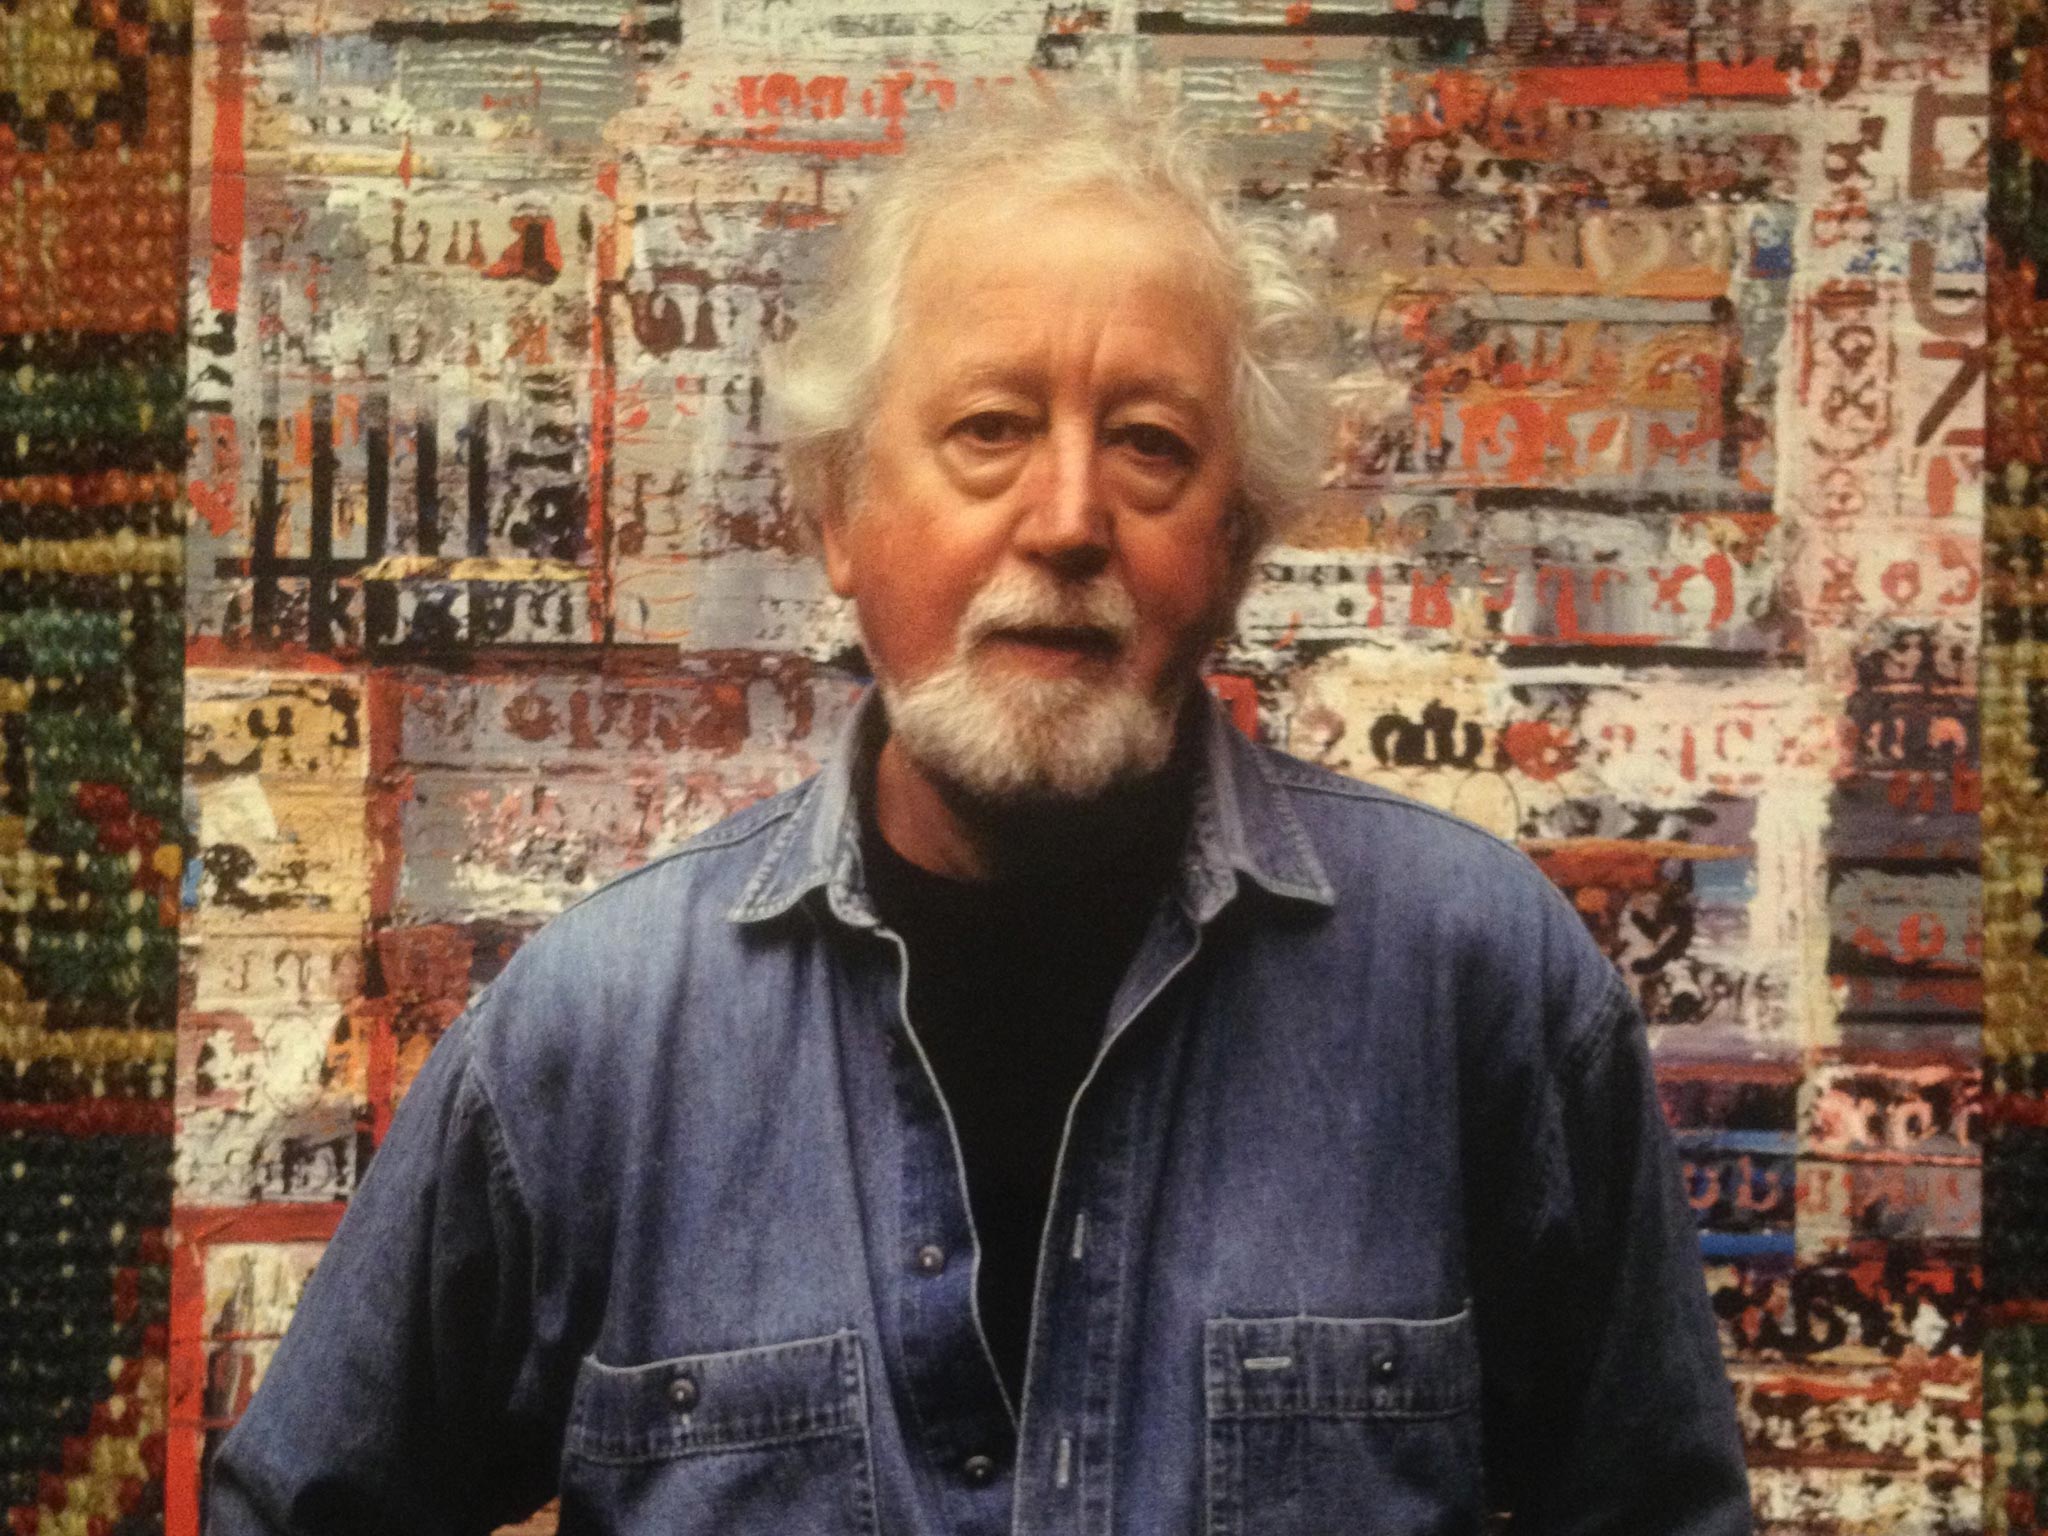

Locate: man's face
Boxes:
[821,187,1245,804]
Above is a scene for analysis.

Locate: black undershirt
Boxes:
[860,757,1191,1404]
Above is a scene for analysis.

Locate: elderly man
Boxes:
[208,93,1752,1535]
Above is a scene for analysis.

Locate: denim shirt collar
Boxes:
[726,686,1336,930]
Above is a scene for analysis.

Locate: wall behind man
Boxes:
[161,1,1999,1532]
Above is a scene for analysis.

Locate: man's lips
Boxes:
[979,625,1124,661]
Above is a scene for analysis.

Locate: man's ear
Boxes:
[803,439,861,597]
[1222,493,1261,581]
[819,493,858,599]
[1208,495,1261,630]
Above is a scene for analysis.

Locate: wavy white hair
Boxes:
[766,83,1331,560]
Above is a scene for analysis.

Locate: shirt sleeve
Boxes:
[1467,976,1755,1536]
[204,1004,561,1535]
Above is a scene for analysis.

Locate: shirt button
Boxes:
[962,1453,998,1486]
[1375,1355,1398,1380]
[914,1244,947,1276]
[668,1373,699,1411]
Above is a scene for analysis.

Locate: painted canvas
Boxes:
[170,1,1992,1531]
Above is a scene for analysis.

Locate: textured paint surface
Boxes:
[172,3,1992,1532]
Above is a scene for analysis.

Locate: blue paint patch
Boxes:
[1746,208,1795,278]
[1698,1230,1797,1259]
[1673,1130,1798,1156]
[1689,855,1757,905]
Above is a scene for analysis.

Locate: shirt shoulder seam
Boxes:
[1556,971,1640,1083]
[452,1028,538,1230]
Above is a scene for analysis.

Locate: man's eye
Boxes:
[1115,423,1195,466]
[954,412,1031,446]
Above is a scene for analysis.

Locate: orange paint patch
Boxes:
[1510,60,1793,111]
[1525,837,1750,892]
[183,637,352,672]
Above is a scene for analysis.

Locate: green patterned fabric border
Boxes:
[0,0,191,1528]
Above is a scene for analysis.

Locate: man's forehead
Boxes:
[887,193,1232,401]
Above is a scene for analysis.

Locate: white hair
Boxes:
[766,83,1331,558]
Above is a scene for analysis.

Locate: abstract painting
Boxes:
[171,3,1993,1531]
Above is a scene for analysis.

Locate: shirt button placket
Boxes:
[889,1024,1014,1534]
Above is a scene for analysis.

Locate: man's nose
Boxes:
[1010,423,1111,577]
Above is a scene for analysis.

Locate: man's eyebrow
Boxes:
[1105,377,1218,424]
[928,365,1220,427]
[933,363,1042,399]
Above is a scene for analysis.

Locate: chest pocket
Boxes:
[559,1330,876,1536]
[1203,1310,1484,1536]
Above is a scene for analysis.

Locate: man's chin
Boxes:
[877,666,1179,809]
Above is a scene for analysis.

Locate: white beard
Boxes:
[872,567,1182,805]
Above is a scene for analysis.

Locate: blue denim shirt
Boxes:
[208,690,1752,1536]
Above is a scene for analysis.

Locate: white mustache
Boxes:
[958,569,1138,649]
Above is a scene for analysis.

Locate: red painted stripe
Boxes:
[0,1099,173,1135]
[587,170,618,640]
[164,1218,211,1536]
[164,1203,349,1532]
[173,1203,347,1246]
[1656,1058,1803,1083]
[205,0,249,315]
[687,129,905,161]
[363,673,409,925]
[1503,631,1668,648]
[364,1003,397,1146]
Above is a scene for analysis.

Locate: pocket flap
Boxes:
[568,1330,867,1463]
[1204,1310,1479,1420]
